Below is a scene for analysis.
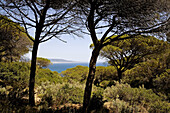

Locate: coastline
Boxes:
[51,61,80,64]
[48,62,107,73]
[51,61,106,64]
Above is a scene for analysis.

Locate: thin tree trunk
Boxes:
[29,40,39,106]
[28,0,50,106]
[118,70,122,83]
[82,48,100,113]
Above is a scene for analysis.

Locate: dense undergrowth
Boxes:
[0,61,170,113]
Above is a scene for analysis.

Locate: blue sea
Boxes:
[47,62,107,73]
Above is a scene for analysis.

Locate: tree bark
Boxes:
[118,69,122,83]
[29,40,39,106]
[82,47,100,113]
[28,0,50,106]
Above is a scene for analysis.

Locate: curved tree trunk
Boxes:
[82,47,100,113]
[29,40,39,106]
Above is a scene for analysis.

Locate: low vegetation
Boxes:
[0,58,170,112]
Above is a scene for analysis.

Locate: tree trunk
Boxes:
[29,40,39,106]
[28,1,49,105]
[82,48,100,113]
[118,70,122,83]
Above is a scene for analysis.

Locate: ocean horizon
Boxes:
[47,62,108,73]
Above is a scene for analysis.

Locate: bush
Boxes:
[94,66,117,87]
[61,65,88,83]
[37,81,84,108]
[89,87,104,112]
[36,68,62,85]
[153,69,170,101]
[0,62,65,112]
[103,99,148,113]
[123,59,170,101]
[99,80,110,88]
[0,62,30,98]
[0,62,31,112]
[103,82,170,112]
[61,65,117,87]
[123,59,163,88]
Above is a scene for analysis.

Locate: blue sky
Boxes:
[26,34,105,62]
[23,25,106,63]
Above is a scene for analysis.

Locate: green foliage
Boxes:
[103,99,148,113]
[37,81,84,107]
[0,15,32,62]
[100,35,169,82]
[37,57,52,68]
[62,65,117,87]
[99,80,110,88]
[0,61,170,112]
[153,69,170,100]
[58,83,84,104]
[124,58,170,100]
[85,86,104,112]
[0,62,30,112]
[103,82,170,112]
[124,59,162,87]
[0,62,64,112]
[61,65,89,83]
[95,66,117,87]
[0,62,30,90]
[36,68,61,85]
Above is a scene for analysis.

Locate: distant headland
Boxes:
[49,58,77,63]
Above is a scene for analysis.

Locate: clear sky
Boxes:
[26,34,105,62]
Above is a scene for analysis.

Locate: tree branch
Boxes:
[100,15,117,44]
[24,0,39,23]
[103,19,169,46]
[13,2,36,23]
[88,1,98,46]
[44,3,77,26]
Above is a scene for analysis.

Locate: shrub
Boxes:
[103,82,170,112]
[36,68,62,85]
[153,69,170,100]
[0,62,30,98]
[37,81,84,108]
[0,62,30,112]
[89,87,104,112]
[61,65,88,83]
[103,99,148,113]
[99,80,111,88]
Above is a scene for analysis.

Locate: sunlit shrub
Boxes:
[36,68,62,85]
[61,65,88,83]
[61,65,117,87]
[37,81,84,108]
[103,82,170,112]
[103,99,148,113]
